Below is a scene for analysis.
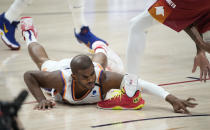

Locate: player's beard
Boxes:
[78,79,95,90]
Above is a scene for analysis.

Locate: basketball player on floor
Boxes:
[22,17,197,113]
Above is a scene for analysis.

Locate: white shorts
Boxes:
[41,58,72,72]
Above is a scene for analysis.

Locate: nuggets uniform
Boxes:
[41,58,104,104]
[148,0,210,34]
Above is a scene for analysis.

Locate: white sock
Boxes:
[92,41,108,55]
[23,30,37,46]
[5,0,33,23]
[67,0,87,33]
[126,10,153,75]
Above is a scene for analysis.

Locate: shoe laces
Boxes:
[12,21,20,28]
[80,26,90,35]
[10,21,19,36]
[80,27,98,40]
[109,89,124,101]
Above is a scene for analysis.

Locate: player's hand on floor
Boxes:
[192,51,210,82]
[166,94,198,114]
[172,97,197,114]
[34,99,56,110]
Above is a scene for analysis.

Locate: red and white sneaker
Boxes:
[97,89,145,110]
[20,17,37,40]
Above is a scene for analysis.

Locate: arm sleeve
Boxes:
[138,79,170,99]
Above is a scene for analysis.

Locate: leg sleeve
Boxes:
[125,10,153,75]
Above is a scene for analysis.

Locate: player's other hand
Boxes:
[192,51,210,82]
[34,99,56,110]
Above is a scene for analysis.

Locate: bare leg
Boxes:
[21,17,49,70]
[28,42,49,70]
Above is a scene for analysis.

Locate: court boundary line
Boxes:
[91,114,210,128]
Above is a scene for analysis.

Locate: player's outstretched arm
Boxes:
[185,25,210,82]
[165,94,198,114]
[24,70,63,110]
[137,78,197,113]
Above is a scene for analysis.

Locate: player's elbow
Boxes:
[24,71,34,83]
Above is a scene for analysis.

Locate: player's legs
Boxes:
[67,0,87,33]
[28,43,49,70]
[92,41,124,73]
[0,0,33,50]
[68,0,124,73]
[20,17,49,70]
[125,10,153,75]
[67,0,108,49]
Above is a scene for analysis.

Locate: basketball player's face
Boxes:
[76,64,96,90]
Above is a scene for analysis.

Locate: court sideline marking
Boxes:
[91,114,210,128]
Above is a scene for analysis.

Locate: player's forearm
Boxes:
[24,71,46,102]
[185,26,208,61]
[185,25,203,45]
[184,25,208,54]
[139,81,177,105]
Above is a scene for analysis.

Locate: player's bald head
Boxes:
[70,54,93,74]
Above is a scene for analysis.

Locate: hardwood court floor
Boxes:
[0,0,210,130]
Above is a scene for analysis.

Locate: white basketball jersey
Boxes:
[55,62,104,104]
